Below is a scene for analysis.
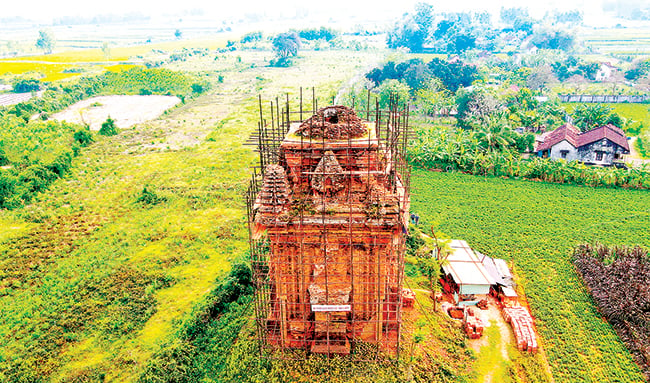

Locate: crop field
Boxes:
[411,169,650,382]
[0,39,227,82]
[582,27,650,55]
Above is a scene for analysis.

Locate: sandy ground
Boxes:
[52,95,181,131]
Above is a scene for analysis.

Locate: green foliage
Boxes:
[573,243,650,379]
[295,27,338,41]
[99,116,118,136]
[571,104,625,132]
[272,32,301,60]
[551,57,600,81]
[409,125,650,189]
[36,29,55,54]
[0,120,79,209]
[412,170,649,382]
[377,79,411,109]
[136,186,167,206]
[386,2,433,53]
[0,266,172,380]
[624,59,650,81]
[101,67,204,98]
[12,78,42,93]
[530,28,575,51]
[240,31,263,44]
[365,58,479,93]
[426,58,480,92]
[138,263,254,382]
[415,78,454,116]
[73,127,94,147]
[456,87,502,129]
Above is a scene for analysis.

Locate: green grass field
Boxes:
[0,49,389,382]
[412,169,650,382]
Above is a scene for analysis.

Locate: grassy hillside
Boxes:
[411,169,650,382]
[0,49,386,382]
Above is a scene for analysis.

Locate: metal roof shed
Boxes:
[443,240,494,298]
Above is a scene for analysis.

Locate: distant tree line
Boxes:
[387,2,577,53]
[366,58,479,93]
[53,12,150,26]
[550,56,600,81]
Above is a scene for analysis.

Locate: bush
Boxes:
[73,128,94,147]
[12,78,42,93]
[136,186,167,206]
[191,83,205,94]
[99,117,118,136]
[269,57,293,67]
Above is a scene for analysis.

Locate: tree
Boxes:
[99,116,118,136]
[386,2,433,52]
[377,80,411,109]
[35,30,55,54]
[174,29,182,39]
[415,78,453,116]
[272,32,300,59]
[427,58,479,92]
[456,87,502,129]
[526,65,556,90]
[102,42,111,60]
[572,104,625,132]
[12,78,41,93]
[531,28,575,51]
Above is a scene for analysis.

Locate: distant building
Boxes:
[535,123,630,166]
[595,62,617,82]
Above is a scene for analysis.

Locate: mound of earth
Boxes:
[52,95,180,131]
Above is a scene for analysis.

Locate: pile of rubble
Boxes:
[296,106,366,139]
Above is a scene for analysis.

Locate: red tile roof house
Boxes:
[535,124,630,166]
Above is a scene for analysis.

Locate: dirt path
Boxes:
[627,137,650,166]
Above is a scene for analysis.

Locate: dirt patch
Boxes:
[52,95,180,131]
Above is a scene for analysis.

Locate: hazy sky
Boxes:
[4,0,602,21]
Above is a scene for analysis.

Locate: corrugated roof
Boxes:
[479,254,515,287]
[443,240,494,286]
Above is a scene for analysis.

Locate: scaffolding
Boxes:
[246,89,411,360]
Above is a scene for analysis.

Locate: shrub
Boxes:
[73,128,94,147]
[12,78,42,93]
[99,117,118,136]
[136,186,167,206]
[191,83,205,94]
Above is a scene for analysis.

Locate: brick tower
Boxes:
[248,98,409,358]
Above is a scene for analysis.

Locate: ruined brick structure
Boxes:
[248,97,409,358]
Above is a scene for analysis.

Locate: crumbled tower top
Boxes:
[257,164,289,214]
[295,106,366,140]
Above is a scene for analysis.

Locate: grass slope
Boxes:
[0,49,385,382]
[412,169,650,382]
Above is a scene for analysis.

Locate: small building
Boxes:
[479,253,518,306]
[595,62,617,82]
[441,240,494,305]
[535,123,630,166]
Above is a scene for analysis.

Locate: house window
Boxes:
[595,151,604,161]
[560,150,569,159]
